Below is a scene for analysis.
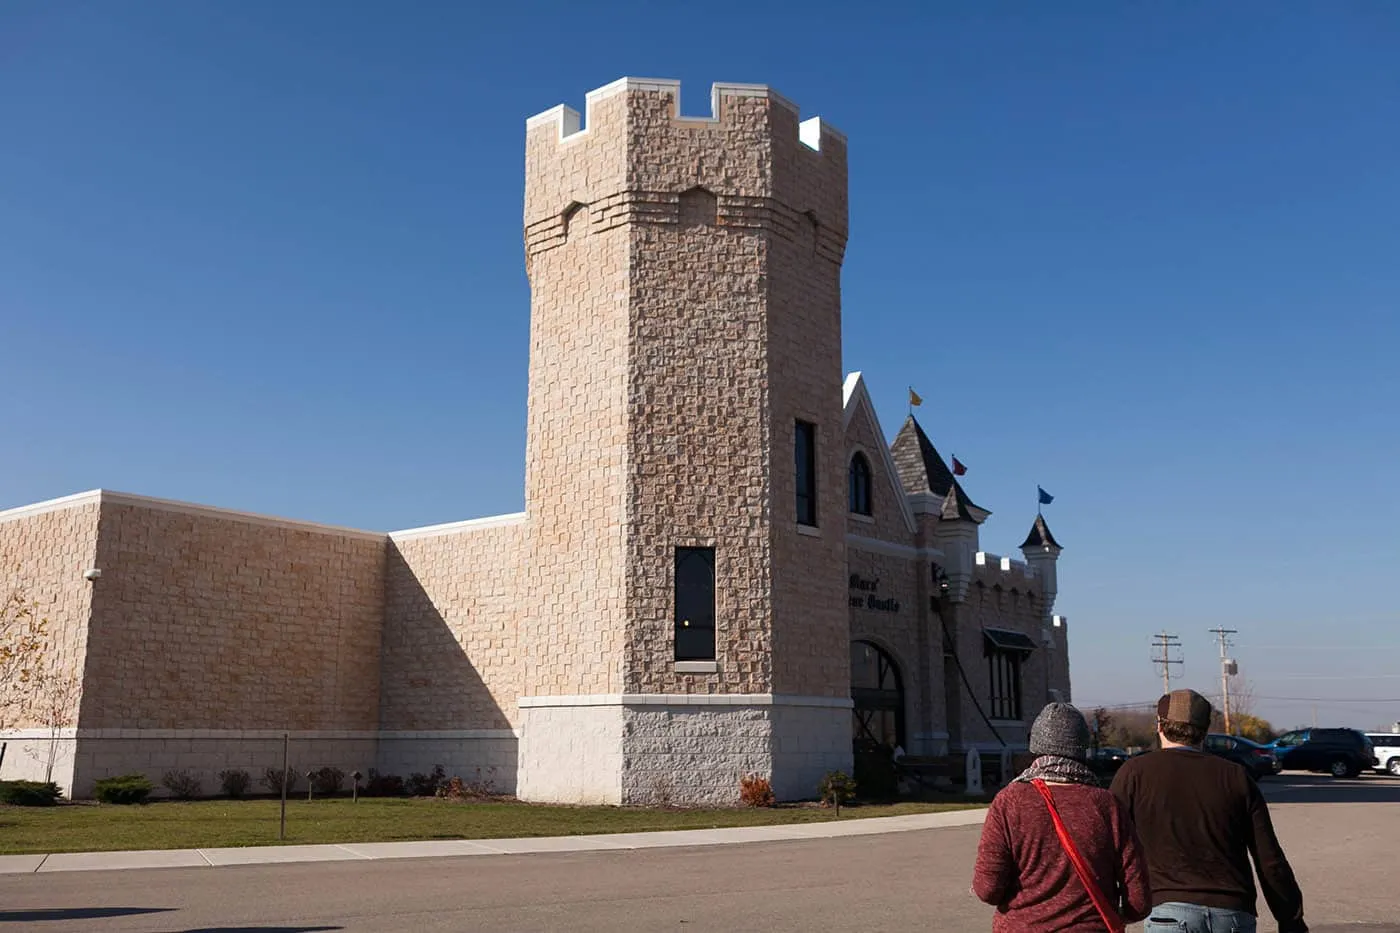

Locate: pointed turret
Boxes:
[1021,513,1062,553]
[1020,513,1062,620]
[890,415,988,602]
[889,416,989,523]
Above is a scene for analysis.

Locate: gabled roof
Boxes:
[889,416,987,523]
[1021,513,1062,551]
[841,372,916,535]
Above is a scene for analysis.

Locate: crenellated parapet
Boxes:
[523,78,848,275]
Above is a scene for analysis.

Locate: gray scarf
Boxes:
[1012,754,1101,787]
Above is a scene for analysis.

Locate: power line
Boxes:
[1151,632,1182,696]
[1209,627,1238,734]
[1080,695,1400,708]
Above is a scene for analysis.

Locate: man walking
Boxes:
[1109,689,1307,933]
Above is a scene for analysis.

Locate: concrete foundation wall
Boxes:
[770,702,854,801]
[0,729,77,793]
[69,732,379,800]
[516,701,625,805]
[376,732,519,795]
[518,695,851,807]
[620,705,773,806]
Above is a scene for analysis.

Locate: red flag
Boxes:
[952,456,967,476]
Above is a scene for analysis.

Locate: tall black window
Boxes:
[795,420,817,526]
[987,648,1023,720]
[848,452,872,515]
[984,629,1035,720]
[674,547,716,661]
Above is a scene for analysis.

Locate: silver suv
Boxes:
[1366,733,1400,776]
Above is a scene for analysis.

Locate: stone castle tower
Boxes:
[517,78,853,803]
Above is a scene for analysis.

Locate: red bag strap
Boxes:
[1030,779,1125,933]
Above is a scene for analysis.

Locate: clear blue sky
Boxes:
[3,2,1397,732]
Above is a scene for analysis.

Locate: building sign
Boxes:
[849,574,900,613]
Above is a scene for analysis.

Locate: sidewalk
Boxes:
[0,807,988,875]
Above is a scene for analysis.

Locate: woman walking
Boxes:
[972,703,1151,932]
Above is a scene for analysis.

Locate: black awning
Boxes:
[983,628,1037,654]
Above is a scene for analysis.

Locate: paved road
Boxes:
[2,774,1396,933]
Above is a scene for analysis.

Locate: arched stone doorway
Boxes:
[851,640,906,753]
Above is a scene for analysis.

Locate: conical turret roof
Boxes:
[890,416,986,523]
[1021,513,1062,551]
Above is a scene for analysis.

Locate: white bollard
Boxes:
[965,748,983,795]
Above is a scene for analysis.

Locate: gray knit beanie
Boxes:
[1028,702,1091,761]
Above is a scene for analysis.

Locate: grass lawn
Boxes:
[0,797,987,855]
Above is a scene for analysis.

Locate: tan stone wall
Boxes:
[847,548,923,740]
[381,520,524,731]
[81,499,386,730]
[766,97,849,700]
[0,498,99,730]
[952,571,1053,748]
[522,88,631,698]
[620,90,785,696]
[843,398,912,546]
[524,83,851,702]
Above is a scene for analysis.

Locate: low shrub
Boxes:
[438,776,468,800]
[0,780,62,806]
[739,774,775,808]
[817,770,857,813]
[407,764,446,797]
[220,768,251,798]
[363,769,406,797]
[311,767,345,795]
[260,767,301,796]
[94,774,155,805]
[161,769,203,800]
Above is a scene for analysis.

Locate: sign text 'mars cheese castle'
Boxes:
[0,78,1070,804]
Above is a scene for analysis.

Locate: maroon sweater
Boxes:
[973,781,1152,932]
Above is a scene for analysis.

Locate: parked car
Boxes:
[1267,728,1375,778]
[1203,733,1279,779]
[1365,733,1400,776]
[1087,746,1130,778]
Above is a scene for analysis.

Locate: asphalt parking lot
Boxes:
[0,772,1395,933]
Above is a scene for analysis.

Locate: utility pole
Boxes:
[1209,627,1238,734]
[1152,632,1183,696]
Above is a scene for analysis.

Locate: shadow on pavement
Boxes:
[0,907,175,922]
[179,928,343,932]
[1261,774,1400,804]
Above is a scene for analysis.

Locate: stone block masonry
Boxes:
[1,76,1072,804]
[82,496,386,734]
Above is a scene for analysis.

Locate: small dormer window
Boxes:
[848,452,872,516]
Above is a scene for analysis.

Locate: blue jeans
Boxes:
[1144,902,1257,933]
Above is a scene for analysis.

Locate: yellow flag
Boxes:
[909,387,923,407]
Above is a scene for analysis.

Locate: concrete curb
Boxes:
[0,807,988,875]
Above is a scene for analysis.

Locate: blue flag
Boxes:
[1038,486,1054,505]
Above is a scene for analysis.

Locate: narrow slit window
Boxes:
[849,452,872,516]
[674,547,716,661]
[795,420,817,526]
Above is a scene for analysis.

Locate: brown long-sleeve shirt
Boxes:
[972,781,1152,931]
[1109,747,1307,932]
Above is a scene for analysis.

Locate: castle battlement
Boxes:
[523,77,848,273]
[975,550,1039,583]
[524,77,844,150]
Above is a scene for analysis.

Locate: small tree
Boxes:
[25,667,80,783]
[1091,708,1114,749]
[0,574,49,732]
[818,770,857,814]
[1235,714,1276,744]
